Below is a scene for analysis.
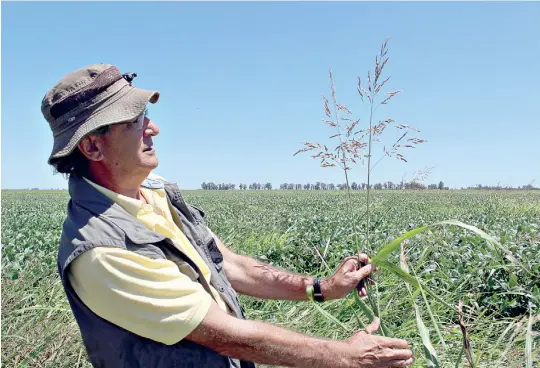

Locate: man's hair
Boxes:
[50,125,110,178]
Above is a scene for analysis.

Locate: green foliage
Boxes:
[2,189,539,367]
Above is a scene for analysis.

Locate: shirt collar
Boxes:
[82,177,145,218]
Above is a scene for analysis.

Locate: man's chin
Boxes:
[140,158,159,171]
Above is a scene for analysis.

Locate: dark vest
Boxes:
[57,175,256,368]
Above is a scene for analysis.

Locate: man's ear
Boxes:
[78,135,104,162]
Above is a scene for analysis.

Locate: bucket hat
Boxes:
[41,63,160,164]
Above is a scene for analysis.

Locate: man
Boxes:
[42,63,413,368]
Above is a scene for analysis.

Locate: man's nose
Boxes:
[144,118,160,136]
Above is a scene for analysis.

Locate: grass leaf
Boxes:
[371,226,428,265]
[306,285,352,332]
[379,260,420,287]
[526,306,534,368]
[371,219,533,276]
[414,303,440,367]
[401,242,439,367]
[413,268,448,350]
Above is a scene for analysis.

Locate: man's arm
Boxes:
[186,300,413,368]
[209,229,374,301]
[70,233,412,367]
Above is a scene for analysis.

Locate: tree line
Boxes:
[200,181,539,191]
[202,181,449,190]
[465,184,538,190]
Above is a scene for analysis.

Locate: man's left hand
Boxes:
[320,254,375,300]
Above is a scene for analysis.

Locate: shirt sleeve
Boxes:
[67,247,213,345]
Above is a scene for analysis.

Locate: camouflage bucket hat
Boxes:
[41,63,160,165]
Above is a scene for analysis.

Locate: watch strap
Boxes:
[312,277,325,302]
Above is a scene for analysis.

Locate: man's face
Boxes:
[88,109,161,177]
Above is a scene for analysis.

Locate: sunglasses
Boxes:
[128,108,149,130]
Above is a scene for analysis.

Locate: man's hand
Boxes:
[321,254,375,300]
[187,301,413,368]
[211,228,376,302]
[345,318,414,367]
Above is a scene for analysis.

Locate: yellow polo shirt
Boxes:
[67,175,231,346]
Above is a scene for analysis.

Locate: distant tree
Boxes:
[428,184,438,190]
[387,181,394,190]
[329,183,335,190]
[361,183,366,190]
[410,181,426,190]
[265,182,272,190]
[438,181,444,190]
[374,183,383,190]
[351,182,358,190]
[201,182,207,190]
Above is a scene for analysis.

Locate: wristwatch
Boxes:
[312,277,325,302]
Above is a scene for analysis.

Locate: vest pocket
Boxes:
[187,204,206,224]
[205,238,224,271]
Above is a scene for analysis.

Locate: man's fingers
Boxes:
[382,348,413,361]
[343,254,370,271]
[342,258,360,272]
[353,264,375,280]
[358,253,369,264]
[359,287,367,297]
[378,336,410,349]
[365,317,380,334]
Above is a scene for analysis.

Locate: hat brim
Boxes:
[48,86,160,164]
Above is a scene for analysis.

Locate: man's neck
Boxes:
[88,167,148,201]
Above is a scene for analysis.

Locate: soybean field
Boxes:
[1,189,539,367]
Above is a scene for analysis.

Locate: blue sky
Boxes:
[2,1,539,190]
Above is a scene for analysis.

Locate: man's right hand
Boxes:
[187,301,414,368]
[344,318,414,367]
